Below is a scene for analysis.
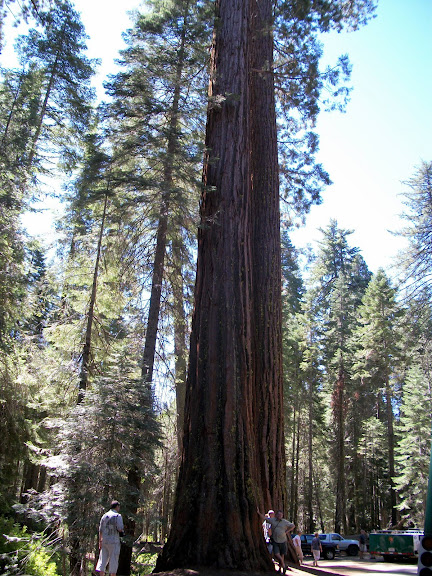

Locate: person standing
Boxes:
[95,500,124,576]
[258,508,295,573]
[311,532,322,567]
[263,510,275,554]
[292,531,303,564]
[359,530,367,559]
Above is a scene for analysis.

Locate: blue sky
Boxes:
[73,0,432,275]
[290,0,432,275]
[3,0,432,276]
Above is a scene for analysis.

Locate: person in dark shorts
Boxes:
[258,508,295,573]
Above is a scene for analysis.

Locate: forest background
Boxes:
[0,0,431,575]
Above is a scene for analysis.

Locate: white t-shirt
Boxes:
[266,517,294,543]
[293,534,301,548]
[99,509,124,544]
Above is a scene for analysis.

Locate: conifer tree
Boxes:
[352,269,405,526]
[104,0,210,446]
[394,362,432,527]
[104,3,211,570]
[14,0,95,169]
[307,221,370,532]
[46,351,161,575]
[396,161,432,304]
[0,66,44,344]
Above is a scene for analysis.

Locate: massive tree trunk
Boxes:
[249,0,286,514]
[155,0,286,570]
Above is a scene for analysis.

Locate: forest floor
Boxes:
[150,564,342,576]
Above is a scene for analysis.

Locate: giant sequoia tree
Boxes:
[156,0,285,570]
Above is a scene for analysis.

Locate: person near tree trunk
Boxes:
[258,508,295,573]
[95,500,124,576]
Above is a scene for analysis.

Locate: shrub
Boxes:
[133,551,158,575]
[0,516,60,576]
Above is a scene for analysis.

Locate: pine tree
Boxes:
[0,66,44,344]
[396,161,432,304]
[307,221,371,532]
[352,269,405,527]
[394,362,432,527]
[103,3,211,571]
[104,0,210,444]
[14,0,95,170]
[46,351,161,575]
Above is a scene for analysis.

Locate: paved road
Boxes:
[298,555,418,576]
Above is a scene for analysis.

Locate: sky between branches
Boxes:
[4,0,432,276]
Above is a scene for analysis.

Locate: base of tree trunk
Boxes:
[151,564,309,576]
[152,568,283,576]
[117,541,132,576]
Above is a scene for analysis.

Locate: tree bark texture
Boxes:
[156,0,286,570]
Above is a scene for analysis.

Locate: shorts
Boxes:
[96,541,121,574]
[272,541,288,556]
[359,543,367,552]
[312,549,321,561]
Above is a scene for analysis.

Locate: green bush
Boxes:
[26,541,59,576]
[0,516,60,576]
[133,551,158,575]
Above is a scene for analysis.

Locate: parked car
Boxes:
[318,533,359,556]
[300,534,339,560]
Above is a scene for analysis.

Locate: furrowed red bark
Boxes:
[155,0,287,570]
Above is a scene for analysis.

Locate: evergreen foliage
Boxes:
[394,362,432,526]
[0,0,430,571]
[396,161,432,303]
[47,352,161,563]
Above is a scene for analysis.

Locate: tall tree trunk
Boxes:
[118,7,190,574]
[307,376,314,533]
[156,0,285,570]
[77,191,108,404]
[294,412,301,524]
[27,23,67,169]
[249,0,286,517]
[27,49,60,168]
[385,378,397,525]
[171,234,187,456]
[71,192,108,575]
[333,366,347,533]
[289,408,297,520]
[1,72,23,153]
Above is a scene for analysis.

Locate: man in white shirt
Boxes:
[258,508,295,573]
[96,500,124,576]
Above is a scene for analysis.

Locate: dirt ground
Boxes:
[148,563,342,576]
